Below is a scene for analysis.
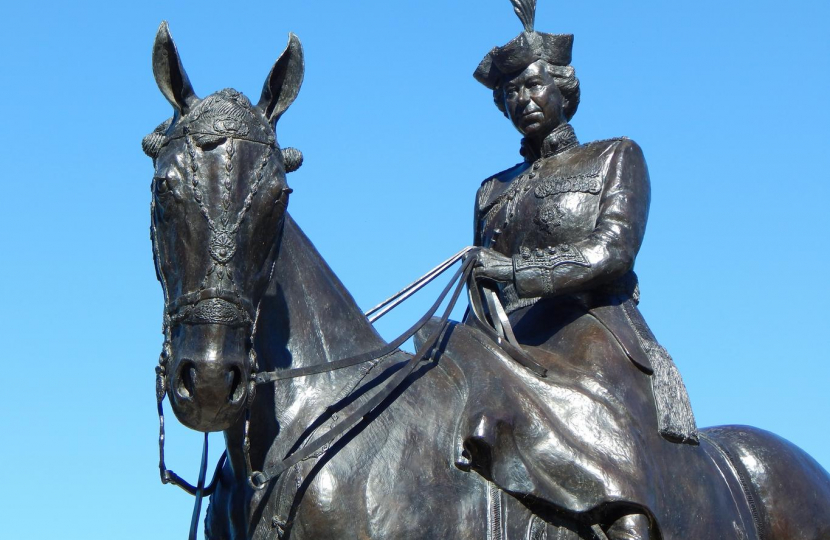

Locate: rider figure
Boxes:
[469,2,698,538]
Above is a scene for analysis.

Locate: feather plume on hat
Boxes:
[511,0,537,32]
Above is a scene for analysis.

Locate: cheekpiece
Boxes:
[165,88,276,146]
[474,0,573,89]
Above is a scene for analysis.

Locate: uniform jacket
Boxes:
[473,123,697,444]
[475,124,646,309]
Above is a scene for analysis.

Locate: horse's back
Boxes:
[702,425,830,540]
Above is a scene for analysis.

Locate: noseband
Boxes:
[165,288,255,327]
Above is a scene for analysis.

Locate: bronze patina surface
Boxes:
[144,4,830,538]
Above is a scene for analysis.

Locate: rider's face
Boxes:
[502,60,565,141]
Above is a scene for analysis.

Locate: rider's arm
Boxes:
[512,139,650,298]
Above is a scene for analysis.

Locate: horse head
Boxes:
[145,22,303,433]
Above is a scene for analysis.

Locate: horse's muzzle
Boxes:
[167,323,250,432]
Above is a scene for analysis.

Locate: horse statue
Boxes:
[144,22,830,540]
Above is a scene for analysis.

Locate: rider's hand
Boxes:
[472,248,513,283]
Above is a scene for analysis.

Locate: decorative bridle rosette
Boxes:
[209,230,237,264]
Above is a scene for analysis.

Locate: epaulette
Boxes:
[480,162,526,186]
[583,136,629,148]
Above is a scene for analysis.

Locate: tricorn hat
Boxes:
[474,0,573,89]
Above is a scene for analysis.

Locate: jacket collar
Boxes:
[520,123,579,161]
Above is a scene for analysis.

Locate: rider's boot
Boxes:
[605,513,651,540]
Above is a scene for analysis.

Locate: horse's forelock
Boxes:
[178,89,272,138]
[143,89,276,159]
[191,89,255,121]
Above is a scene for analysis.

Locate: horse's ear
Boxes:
[152,21,198,115]
[257,33,304,125]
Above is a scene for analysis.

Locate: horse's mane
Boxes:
[242,212,389,470]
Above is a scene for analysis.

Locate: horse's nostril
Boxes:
[227,366,244,403]
[176,361,197,400]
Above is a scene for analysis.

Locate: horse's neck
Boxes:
[227,213,386,476]
[264,213,385,368]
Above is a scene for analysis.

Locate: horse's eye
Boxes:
[154,176,172,195]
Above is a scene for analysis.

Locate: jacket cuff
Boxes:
[512,244,590,297]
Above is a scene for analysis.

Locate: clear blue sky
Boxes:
[1,1,828,538]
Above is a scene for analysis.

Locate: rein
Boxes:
[254,247,476,384]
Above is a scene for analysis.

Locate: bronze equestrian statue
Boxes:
[143,8,830,539]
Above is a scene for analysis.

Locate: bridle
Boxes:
[150,130,287,537]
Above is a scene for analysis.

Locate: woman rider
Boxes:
[465,1,698,538]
